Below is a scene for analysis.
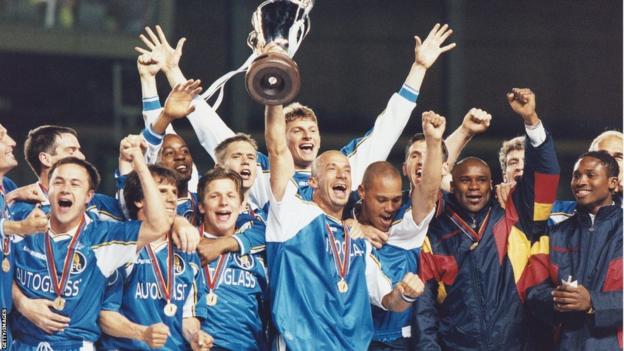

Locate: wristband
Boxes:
[400,292,417,303]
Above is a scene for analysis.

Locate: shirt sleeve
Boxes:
[365,241,393,309]
[266,180,321,243]
[101,269,125,311]
[186,96,237,161]
[342,89,417,190]
[387,206,435,250]
[92,221,141,278]
[183,257,207,319]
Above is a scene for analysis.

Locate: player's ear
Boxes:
[85,189,95,204]
[39,152,53,169]
[198,202,206,214]
[357,184,365,200]
[309,176,318,189]
[134,200,145,213]
[402,162,408,177]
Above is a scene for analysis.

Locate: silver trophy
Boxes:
[245,0,314,105]
[201,0,313,108]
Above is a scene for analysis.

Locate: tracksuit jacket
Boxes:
[524,203,623,351]
[414,127,560,350]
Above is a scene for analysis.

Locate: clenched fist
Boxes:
[506,88,539,126]
[397,272,425,299]
[461,108,492,136]
[422,111,446,141]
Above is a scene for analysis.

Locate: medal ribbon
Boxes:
[45,216,85,299]
[203,253,229,292]
[325,223,351,281]
[145,232,175,302]
[446,207,492,242]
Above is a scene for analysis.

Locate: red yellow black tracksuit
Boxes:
[414,129,559,350]
[523,202,622,351]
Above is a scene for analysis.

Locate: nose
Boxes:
[7,135,16,147]
[302,130,312,140]
[75,150,86,160]
[468,179,479,190]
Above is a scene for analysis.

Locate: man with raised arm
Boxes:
[346,110,446,350]
[99,160,211,351]
[264,103,425,350]
[134,24,470,210]
[10,139,171,349]
[414,89,560,350]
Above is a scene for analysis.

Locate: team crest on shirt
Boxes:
[70,251,87,274]
[173,253,185,275]
[233,254,255,270]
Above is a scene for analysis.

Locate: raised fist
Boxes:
[422,111,447,141]
[461,108,492,136]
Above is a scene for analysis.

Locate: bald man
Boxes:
[414,89,560,351]
[264,104,428,350]
[348,112,445,350]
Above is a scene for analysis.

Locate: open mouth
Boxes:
[240,169,252,179]
[466,194,482,205]
[176,164,189,173]
[332,183,347,198]
[299,143,315,153]
[379,214,393,226]
[215,210,232,222]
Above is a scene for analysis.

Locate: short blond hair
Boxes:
[498,136,525,175]
[284,102,318,124]
[214,133,258,164]
[589,130,623,151]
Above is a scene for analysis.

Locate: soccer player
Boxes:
[9,125,124,222]
[349,111,446,350]
[524,151,622,350]
[0,123,47,349]
[134,24,461,209]
[9,137,174,349]
[414,89,560,350]
[264,104,424,350]
[98,163,211,351]
[196,167,270,350]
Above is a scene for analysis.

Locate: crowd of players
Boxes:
[0,23,622,351]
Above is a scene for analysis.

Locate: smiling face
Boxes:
[286,118,321,170]
[219,140,257,191]
[48,163,94,232]
[310,151,352,216]
[159,134,193,182]
[504,148,525,183]
[359,174,403,232]
[571,156,618,214]
[0,124,17,175]
[451,158,493,214]
[199,178,242,236]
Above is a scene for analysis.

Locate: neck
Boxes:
[294,162,312,172]
[202,220,235,237]
[50,214,83,234]
[39,171,50,189]
[313,193,344,220]
[585,197,614,215]
[179,180,189,197]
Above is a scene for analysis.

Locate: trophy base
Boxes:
[245,52,301,105]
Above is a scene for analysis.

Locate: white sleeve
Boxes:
[346,92,417,190]
[386,207,435,250]
[266,180,320,243]
[186,97,237,161]
[183,262,200,318]
[141,124,164,165]
[525,121,547,147]
[365,241,393,309]
[92,222,139,278]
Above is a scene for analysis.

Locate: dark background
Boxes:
[0,0,622,199]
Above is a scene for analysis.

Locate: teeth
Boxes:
[176,165,187,171]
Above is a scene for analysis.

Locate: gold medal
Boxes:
[1,258,9,272]
[53,296,65,311]
[164,302,177,317]
[337,279,349,293]
[206,292,218,306]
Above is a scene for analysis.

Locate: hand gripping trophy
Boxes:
[202,0,314,107]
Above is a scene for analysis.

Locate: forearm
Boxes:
[12,283,28,312]
[164,66,187,89]
[99,310,146,340]
[140,75,158,99]
[265,105,293,200]
[413,138,443,223]
[187,97,236,161]
[182,317,201,343]
[382,288,412,312]
[136,158,169,245]
[444,125,473,170]
[151,111,175,135]
[404,64,427,92]
[2,219,24,235]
